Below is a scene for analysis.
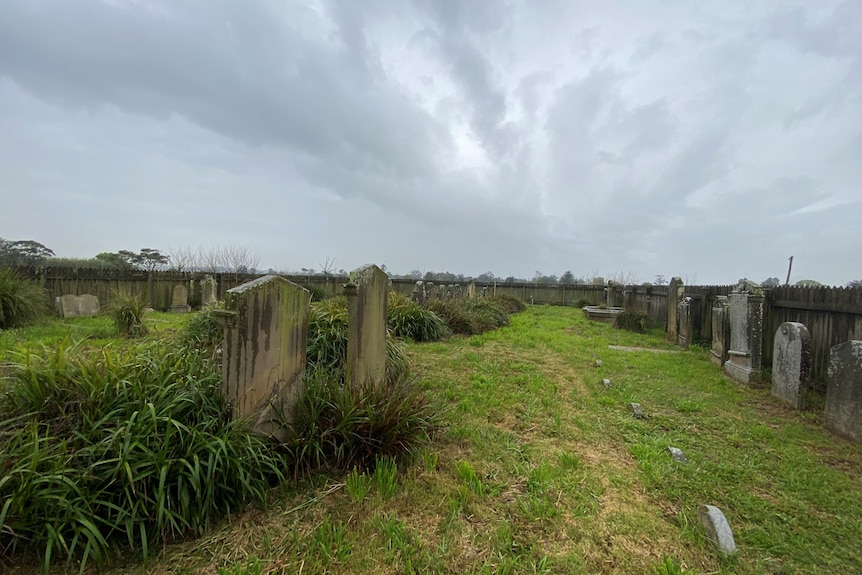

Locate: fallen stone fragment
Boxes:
[697,505,737,556]
[629,403,643,418]
[602,378,611,388]
[594,359,603,368]
[667,447,687,463]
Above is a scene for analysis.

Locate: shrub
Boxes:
[487,294,527,314]
[387,292,449,342]
[306,297,408,382]
[285,370,439,478]
[181,306,224,350]
[425,300,478,335]
[0,268,46,329]
[615,307,650,333]
[0,340,284,571]
[466,299,509,332]
[305,285,329,302]
[109,289,148,337]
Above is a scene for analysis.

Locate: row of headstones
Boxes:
[52,274,220,318]
[213,265,390,441]
[410,281,481,304]
[680,279,862,444]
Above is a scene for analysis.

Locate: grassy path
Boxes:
[11,305,862,574]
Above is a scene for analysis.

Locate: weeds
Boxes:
[387,292,450,342]
[0,340,284,572]
[108,289,148,337]
[0,268,46,329]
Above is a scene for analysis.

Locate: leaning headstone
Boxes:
[724,279,764,384]
[772,322,812,410]
[667,447,687,463]
[54,294,100,318]
[200,274,218,308]
[825,341,862,443]
[666,277,684,342]
[170,284,191,314]
[678,297,693,349]
[710,296,731,366]
[344,264,389,387]
[697,505,737,556]
[213,276,309,441]
[629,403,644,418]
[411,281,426,304]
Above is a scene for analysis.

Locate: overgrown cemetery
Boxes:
[1,265,861,574]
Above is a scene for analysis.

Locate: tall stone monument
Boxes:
[344,265,389,387]
[678,297,694,349]
[723,279,765,383]
[666,277,684,342]
[200,274,218,308]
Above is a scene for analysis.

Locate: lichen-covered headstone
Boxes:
[667,277,684,342]
[214,275,309,441]
[825,340,862,443]
[55,294,100,318]
[772,322,812,410]
[678,297,693,349]
[697,505,737,556]
[710,296,730,366]
[201,274,218,308]
[345,264,389,387]
[724,279,764,383]
[170,284,191,313]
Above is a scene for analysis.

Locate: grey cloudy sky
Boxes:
[1,0,860,285]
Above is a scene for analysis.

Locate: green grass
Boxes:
[4,305,862,575]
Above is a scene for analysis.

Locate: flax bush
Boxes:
[0,339,284,572]
[0,268,46,329]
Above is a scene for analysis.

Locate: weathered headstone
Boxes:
[710,296,731,366]
[467,282,476,299]
[201,274,218,308]
[54,294,100,318]
[697,505,737,556]
[666,277,684,342]
[170,284,191,313]
[772,322,812,410]
[605,281,616,308]
[411,281,426,304]
[213,275,309,441]
[426,282,436,300]
[667,447,687,463]
[724,279,764,384]
[344,264,389,386]
[825,340,862,443]
[678,297,693,349]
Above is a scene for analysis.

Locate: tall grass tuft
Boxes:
[108,289,148,337]
[285,370,439,479]
[487,294,527,314]
[180,306,224,350]
[425,299,509,336]
[0,268,46,329]
[615,307,650,333]
[0,339,284,572]
[306,296,408,382]
[387,292,449,342]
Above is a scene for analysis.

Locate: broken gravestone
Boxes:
[825,340,862,443]
[55,294,100,318]
[710,296,731,366]
[629,403,644,418]
[602,378,611,388]
[213,275,309,441]
[772,322,812,410]
[697,505,737,556]
[667,277,684,343]
[667,447,687,463]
